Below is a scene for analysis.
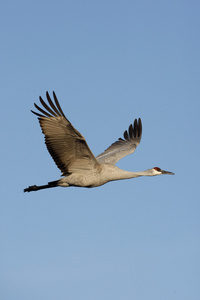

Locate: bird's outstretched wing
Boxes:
[31,91,100,176]
[96,118,142,165]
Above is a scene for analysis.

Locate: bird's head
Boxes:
[151,167,175,176]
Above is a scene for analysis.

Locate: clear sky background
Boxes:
[1,1,200,299]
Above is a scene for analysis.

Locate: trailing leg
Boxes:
[24,180,59,192]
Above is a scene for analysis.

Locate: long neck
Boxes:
[105,165,153,181]
[115,169,151,179]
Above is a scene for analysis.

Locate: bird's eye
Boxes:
[154,167,161,171]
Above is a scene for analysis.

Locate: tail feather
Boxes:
[24,180,59,193]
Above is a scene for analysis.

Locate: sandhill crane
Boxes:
[24,92,174,192]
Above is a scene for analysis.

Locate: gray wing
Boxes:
[31,91,100,176]
[96,118,142,165]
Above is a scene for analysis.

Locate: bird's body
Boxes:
[24,92,174,192]
[58,165,139,188]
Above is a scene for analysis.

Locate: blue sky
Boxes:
[1,0,200,299]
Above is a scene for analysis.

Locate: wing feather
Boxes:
[96,118,142,165]
[32,92,99,175]
[39,96,57,117]
[52,91,67,118]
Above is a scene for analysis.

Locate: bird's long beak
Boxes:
[161,170,175,175]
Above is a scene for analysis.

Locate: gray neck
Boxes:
[108,167,153,181]
[116,170,152,179]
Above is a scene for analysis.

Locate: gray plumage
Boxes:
[24,92,174,192]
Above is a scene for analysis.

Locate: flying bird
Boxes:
[24,92,174,192]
